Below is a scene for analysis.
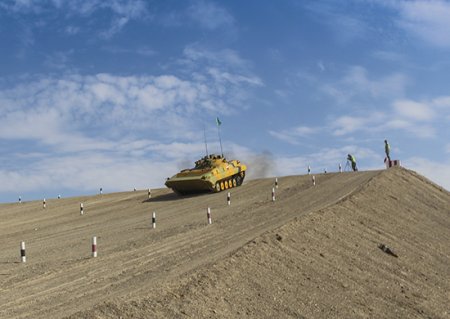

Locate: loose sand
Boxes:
[1,167,449,318]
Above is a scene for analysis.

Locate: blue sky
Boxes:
[1,0,449,202]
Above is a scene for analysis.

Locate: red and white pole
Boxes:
[92,236,97,258]
[20,241,26,263]
[207,207,212,225]
[152,211,156,229]
[227,192,231,206]
[312,176,316,186]
[80,203,84,215]
[272,187,276,202]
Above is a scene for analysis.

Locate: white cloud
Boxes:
[342,66,408,98]
[372,50,404,62]
[332,115,371,136]
[432,96,450,108]
[187,1,234,30]
[269,126,319,145]
[317,61,325,72]
[2,0,149,38]
[322,66,408,103]
[65,26,80,35]
[393,100,435,121]
[396,0,450,48]
[305,2,367,44]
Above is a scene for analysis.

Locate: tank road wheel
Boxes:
[224,180,229,189]
[220,181,225,191]
[215,182,221,192]
[228,180,233,188]
[236,175,243,186]
[232,178,237,187]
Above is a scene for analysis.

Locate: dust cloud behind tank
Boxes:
[165,154,247,195]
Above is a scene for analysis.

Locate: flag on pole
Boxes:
[216,117,222,126]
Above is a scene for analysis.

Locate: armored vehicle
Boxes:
[165,154,247,195]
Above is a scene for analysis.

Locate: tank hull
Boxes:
[165,155,246,195]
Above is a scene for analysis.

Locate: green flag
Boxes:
[216,117,222,126]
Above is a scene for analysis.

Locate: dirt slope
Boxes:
[1,168,449,318]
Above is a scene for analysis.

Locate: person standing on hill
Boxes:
[347,154,358,172]
[384,139,391,161]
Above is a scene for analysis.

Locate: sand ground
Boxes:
[1,167,449,318]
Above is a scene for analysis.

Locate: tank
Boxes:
[165,154,247,195]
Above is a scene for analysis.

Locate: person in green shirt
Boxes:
[347,154,358,172]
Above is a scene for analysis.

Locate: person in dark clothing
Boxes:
[384,139,391,161]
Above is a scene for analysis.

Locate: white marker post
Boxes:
[58,194,61,199]
[324,169,327,174]
[272,187,276,202]
[100,188,103,195]
[80,203,84,215]
[148,189,151,199]
[92,236,97,258]
[207,207,212,225]
[19,196,22,204]
[227,192,231,206]
[339,163,342,173]
[43,198,46,209]
[312,176,316,186]
[152,211,156,229]
[20,241,26,263]
[308,165,311,175]
[275,177,278,189]
[134,188,137,192]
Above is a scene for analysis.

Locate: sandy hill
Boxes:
[0,167,449,318]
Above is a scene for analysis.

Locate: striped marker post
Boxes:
[148,189,151,199]
[339,163,342,173]
[43,198,46,209]
[19,196,22,204]
[275,177,278,189]
[312,176,316,186]
[308,165,311,175]
[272,187,276,202]
[58,194,61,199]
[324,169,327,174]
[20,241,26,263]
[207,207,212,225]
[92,236,97,258]
[80,203,84,215]
[152,211,156,229]
[100,188,103,195]
[227,192,231,206]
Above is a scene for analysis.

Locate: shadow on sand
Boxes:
[142,192,210,203]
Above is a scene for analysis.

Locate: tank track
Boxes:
[214,172,245,193]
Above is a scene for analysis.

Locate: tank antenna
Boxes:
[216,117,223,157]
[203,124,209,157]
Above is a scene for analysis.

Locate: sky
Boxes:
[1,0,449,203]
